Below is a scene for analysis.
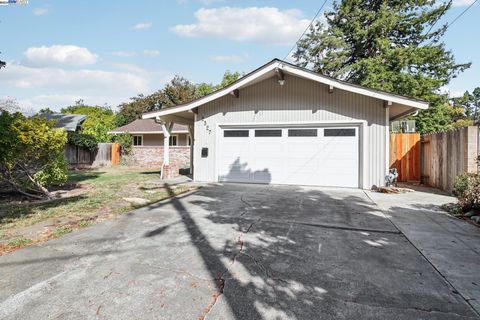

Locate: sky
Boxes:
[0,0,478,113]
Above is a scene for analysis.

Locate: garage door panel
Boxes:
[219,126,359,187]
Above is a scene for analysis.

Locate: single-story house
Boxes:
[40,113,87,132]
[108,119,191,167]
[142,59,428,188]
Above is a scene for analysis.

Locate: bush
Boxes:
[67,132,98,151]
[453,173,480,211]
[0,111,68,199]
[114,132,133,156]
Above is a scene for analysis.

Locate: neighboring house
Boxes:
[108,119,191,168]
[142,59,428,188]
[41,113,87,132]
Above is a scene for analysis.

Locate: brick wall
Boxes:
[131,146,190,168]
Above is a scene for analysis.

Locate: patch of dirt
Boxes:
[0,183,92,205]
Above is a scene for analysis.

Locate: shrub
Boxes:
[453,173,480,211]
[67,132,98,151]
[0,111,68,199]
[114,132,133,156]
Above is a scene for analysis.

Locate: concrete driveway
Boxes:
[0,184,478,319]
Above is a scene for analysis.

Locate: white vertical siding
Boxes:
[193,74,387,188]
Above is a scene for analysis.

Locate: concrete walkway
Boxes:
[367,186,480,316]
[0,184,478,319]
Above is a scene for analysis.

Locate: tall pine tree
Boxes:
[294,0,470,133]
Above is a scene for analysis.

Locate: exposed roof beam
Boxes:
[158,114,194,125]
[328,85,334,94]
[275,67,284,81]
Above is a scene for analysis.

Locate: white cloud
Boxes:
[0,62,148,93]
[0,59,173,112]
[210,54,246,63]
[143,50,160,57]
[17,94,126,112]
[452,0,476,7]
[112,51,137,57]
[24,45,98,67]
[133,22,152,30]
[170,7,310,45]
[33,7,48,16]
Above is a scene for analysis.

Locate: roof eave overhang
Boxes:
[142,60,428,119]
[108,130,188,134]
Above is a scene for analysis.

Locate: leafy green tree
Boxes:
[452,87,480,122]
[0,98,20,113]
[116,71,243,126]
[114,132,133,156]
[294,0,470,133]
[61,101,117,142]
[162,75,198,107]
[116,92,164,126]
[67,132,98,151]
[196,82,216,97]
[219,70,243,88]
[39,107,55,114]
[0,111,68,199]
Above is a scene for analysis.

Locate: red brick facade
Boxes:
[131,146,190,169]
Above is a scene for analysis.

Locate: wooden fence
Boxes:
[421,126,479,192]
[389,133,421,182]
[65,143,118,167]
[389,127,479,192]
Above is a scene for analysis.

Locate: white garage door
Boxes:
[218,126,360,187]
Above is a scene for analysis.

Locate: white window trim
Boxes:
[133,134,143,146]
[169,134,178,146]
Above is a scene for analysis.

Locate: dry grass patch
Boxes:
[0,167,198,255]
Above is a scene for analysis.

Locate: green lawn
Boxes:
[0,167,197,255]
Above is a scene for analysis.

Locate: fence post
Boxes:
[111,143,120,165]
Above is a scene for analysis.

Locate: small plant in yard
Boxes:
[453,173,480,212]
[8,236,32,248]
[114,132,135,165]
[53,225,73,237]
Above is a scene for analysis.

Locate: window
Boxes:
[133,135,143,146]
[288,129,317,137]
[255,129,282,137]
[324,128,356,137]
[187,136,192,146]
[169,135,178,146]
[224,130,249,137]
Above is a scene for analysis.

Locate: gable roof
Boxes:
[142,58,428,120]
[108,119,188,134]
[41,113,87,132]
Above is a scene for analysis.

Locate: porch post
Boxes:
[188,125,194,175]
[160,121,173,179]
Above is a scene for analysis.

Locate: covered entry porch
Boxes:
[143,110,195,179]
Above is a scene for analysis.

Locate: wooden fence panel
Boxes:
[111,143,120,166]
[65,143,114,167]
[389,133,421,182]
[92,143,113,166]
[64,144,94,165]
[422,126,479,192]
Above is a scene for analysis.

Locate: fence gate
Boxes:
[389,133,421,182]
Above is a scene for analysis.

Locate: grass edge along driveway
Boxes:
[0,167,198,256]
